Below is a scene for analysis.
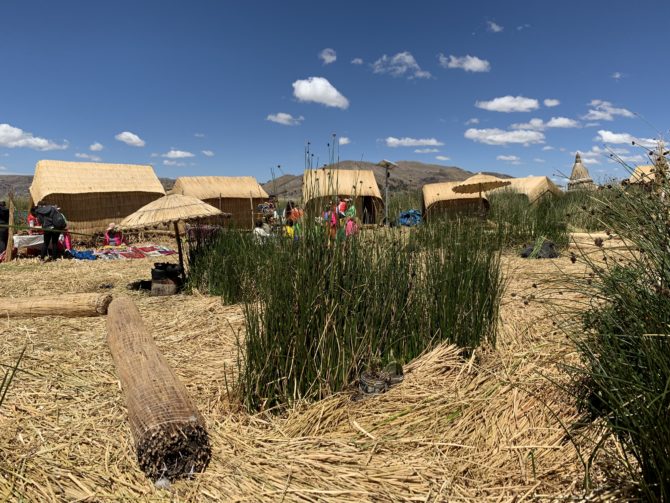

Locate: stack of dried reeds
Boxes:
[106,297,211,480]
[0,292,112,318]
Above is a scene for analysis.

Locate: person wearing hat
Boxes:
[104,222,125,246]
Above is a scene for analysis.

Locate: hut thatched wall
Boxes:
[171,176,269,229]
[422,181,489,220]
[302,169,384,224]
[487,176,562,204]
[29,160,165,235]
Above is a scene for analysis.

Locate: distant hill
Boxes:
[1,160,511,201]
[261,160,512,199]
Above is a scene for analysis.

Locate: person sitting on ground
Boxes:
[345,216,359,238]
[104,222,125,246]
[0,201,9,254]
[344,198,356,218]
[30,204,63,261]
[337,197,347,218]
[253,220,271,242]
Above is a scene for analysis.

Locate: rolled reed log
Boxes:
[0,292,112,318]
[106,297,211,480]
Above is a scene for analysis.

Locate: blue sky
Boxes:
[1,0,668,184]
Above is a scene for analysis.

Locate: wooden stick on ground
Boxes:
[106,297,211,481]
[0,292,112,318]
[5,194,14,262]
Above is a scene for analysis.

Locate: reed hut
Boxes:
[29,160,165,235]
[567,153,596,191]
[626,165,656,185]
[422,181,489,220]
[487,176,562,204]
[302,168,384,224]
[170,176,268,229]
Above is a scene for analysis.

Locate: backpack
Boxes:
[52,209,67,230]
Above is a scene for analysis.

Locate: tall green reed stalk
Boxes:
[568,160,670,501]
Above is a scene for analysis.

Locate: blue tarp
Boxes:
[398,209,422,227]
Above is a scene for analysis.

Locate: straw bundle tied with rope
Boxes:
[0,254,633,500]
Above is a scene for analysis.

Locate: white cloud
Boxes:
[115,131,145,147]
[201,150,214,157]
[544,98,560,107]
[0,123,67,150]
[475,95,539,113]
[542,145,555,151]
[371,51,431,79]
[75,152,102,162]
[163,159,186,167]
[89,142,103,151]
[162,149,195,159]
[465,118,480,125]
[487,21,503,32]
[517,24,531,30]
[583,100,634,121]
[497,155,521,164]
[595,130,656,147]
[436,155,451,161]
[612,72,623,80]
[351,58,363,65]
[194,132,205,138]
[414,148,439,153]
[511,117,579,130]
[438,54,490,72]
[319,48,337,65]
[464,128,545,146]
[292,77,349,109]
[385,137,444,148]
[533,158,546,163]
[266,112,304,126]
[338,137,350,145]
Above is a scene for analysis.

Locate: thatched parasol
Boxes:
[120,193,226,279]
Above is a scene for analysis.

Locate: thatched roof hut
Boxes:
[170,176,269,229]
[29,160,165,235]
[567,153,596,191]
[302,168,384,224]
[626,165,656,185]
[487,176,562,203]
[422,181,489,220]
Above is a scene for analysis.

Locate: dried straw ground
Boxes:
[0,243,632,501]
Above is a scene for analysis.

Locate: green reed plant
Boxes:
[0,346,25,409]
[568,163,670,501]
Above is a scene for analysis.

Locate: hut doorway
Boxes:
[362,196,376,224]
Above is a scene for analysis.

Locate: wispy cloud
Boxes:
[75,152,101,162]
[595,129,655,147]
[115,131,145,147]
[319,48,337,65]
[465,118,480,125]
[351,58,363,65]
[292,77,349,109]
[435,155,450,161]
[266,112,304,126]
[194,132,205,138]
[371,51,431,79]
[533,158,546,163]
[497,154,521,164]
[201,150,214,157]
[338,137,350,145]
[542,145,555,151]
[487,21,503,33]
[438,54,490,72]
[385,137,444,148]
[510,117,580,130]
[414,148,440,153]
[0,123,67,150]
[611,72,623,80]
[583,100,634,121]
[543,98,560,107]
[89,142,103,152]
[163,159,186,167]
[464,128,545,146]
[162,149,194,159]
[516,24,531,30]
[475,95,539,113]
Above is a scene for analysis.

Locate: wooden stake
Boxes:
[106,297,211,480]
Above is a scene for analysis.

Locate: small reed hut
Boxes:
[487,176,562,204]
[567,153,596,191]
[626,165,656,185]
[302,168,384,224]
[29,160,165,235]
[170,176,269,229]
[422,181,490,220]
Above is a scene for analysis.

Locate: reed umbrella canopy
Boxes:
[120,194,225,278]
[453,173,511,196]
